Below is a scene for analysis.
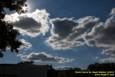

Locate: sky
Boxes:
[0,0,115,69]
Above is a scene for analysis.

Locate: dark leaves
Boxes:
[0,0,27,58]
[0,20,22,57]
[0,0,27,14]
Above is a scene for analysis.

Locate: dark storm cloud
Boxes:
[19,52,74,63]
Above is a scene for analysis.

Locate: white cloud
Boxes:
[4,6,115,64]
[46,16,100,50]
[4,9,50,37]
[110,8,115,15]
[19,39,32,49]
[45,8,115,63]
[86,14,115,57]
[19,52,74,64]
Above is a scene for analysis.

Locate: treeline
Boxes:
[48,63,115,77]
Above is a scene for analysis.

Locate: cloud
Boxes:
[98,57,115,63]
[81,8,115,63]
[85,13,115,57]
[4,9,50,37]
[110,8,115,15]
[19,39,32,49]
[46,16,100,50]
[3,5,115,64]
[19,52,74,64]
[45,8,115,63]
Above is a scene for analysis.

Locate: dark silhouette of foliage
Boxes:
[18,61,34,65]
[0,61,115,77]
[0,0,27,58]
[47,63,115,77]
[0,0,27,14]
[88,63,115,71]
[0,20,22,57]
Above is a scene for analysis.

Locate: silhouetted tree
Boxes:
[47,63,115,77]
[87,63,115,71]
[0,0,27,57]
[18,61,34,65]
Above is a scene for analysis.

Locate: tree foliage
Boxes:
[48,63,115,77]
[0,0,27,57]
